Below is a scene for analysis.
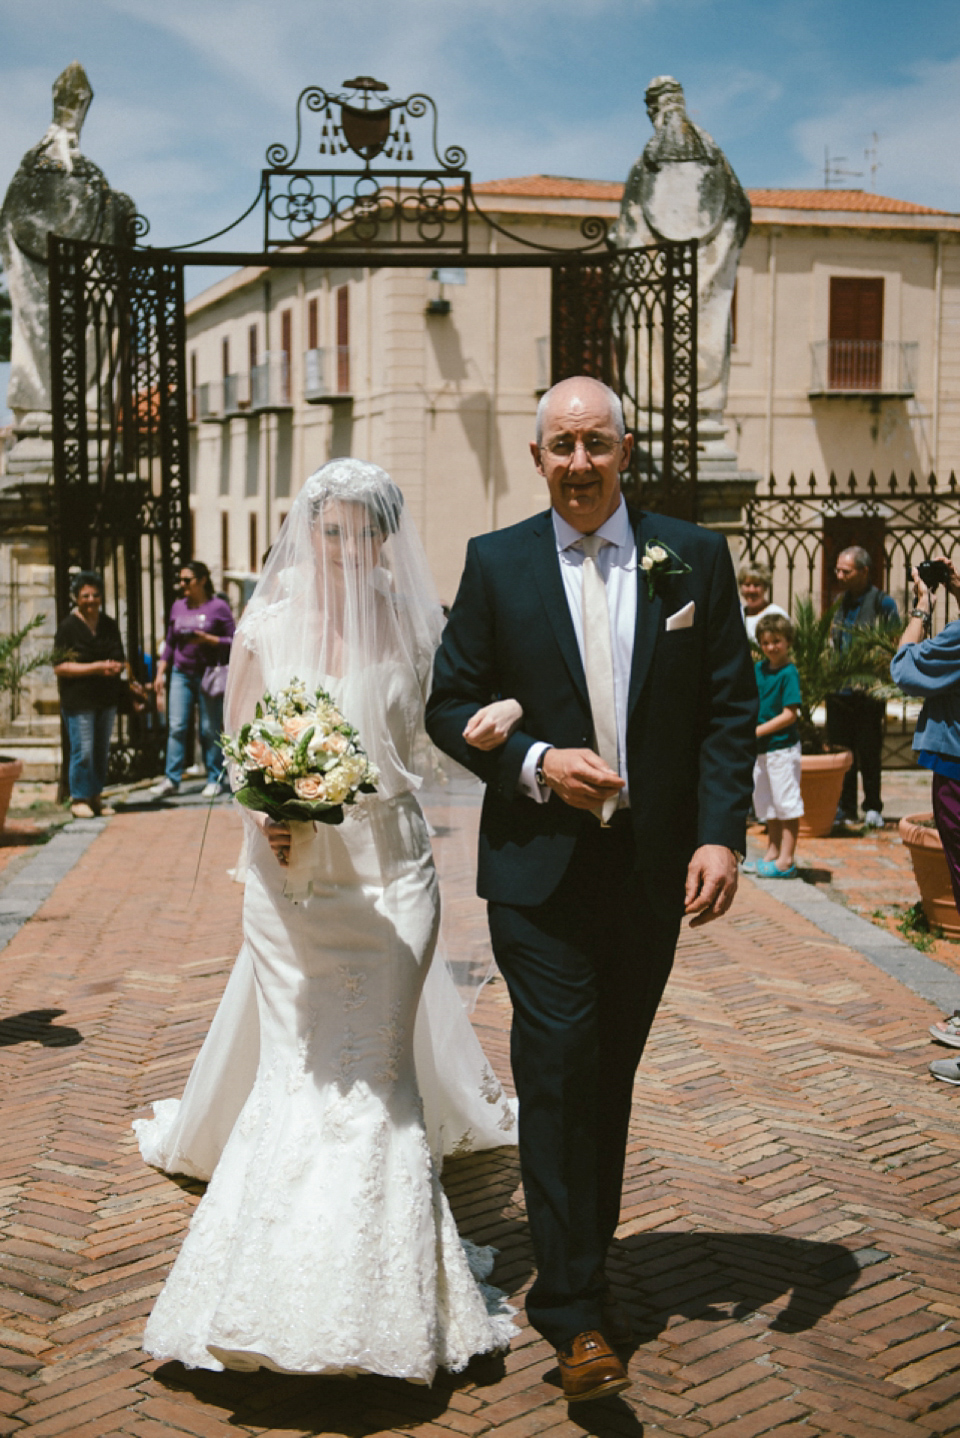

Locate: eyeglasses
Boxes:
[541,435,620,459]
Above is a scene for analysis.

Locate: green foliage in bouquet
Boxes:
[221,679,378,825]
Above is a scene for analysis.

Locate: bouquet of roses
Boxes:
[221,678,378,825]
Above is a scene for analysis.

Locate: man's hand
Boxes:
[684,844,738,926]
[541,747,624,810]
[463,698,524,751]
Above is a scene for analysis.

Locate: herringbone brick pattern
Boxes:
[0,804,958,1436]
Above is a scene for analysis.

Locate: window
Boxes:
[248,324,258,374]
[336,285,350,393]
[281,308,293,403]
[221,336,230,380]
[248,512,259,574]
[221,512,230,572]
[828,277,883,389]
[189,352,198,422]
[308,297,319,352]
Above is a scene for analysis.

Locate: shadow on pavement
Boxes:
[155,1353,500,1433]
[0,1008,82,1046]
[613,1230,872,1337]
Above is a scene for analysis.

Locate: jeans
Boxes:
[165,668,224,785]
[66,708,116,801]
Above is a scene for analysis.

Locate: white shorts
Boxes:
[753,742,804,821]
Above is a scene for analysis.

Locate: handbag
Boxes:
[201,662,228,699]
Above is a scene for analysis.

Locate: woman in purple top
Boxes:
[150,561,235,798]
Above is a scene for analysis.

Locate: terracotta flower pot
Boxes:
[798,749,854,838]
[0,757,23,831]
[898,813,960,938]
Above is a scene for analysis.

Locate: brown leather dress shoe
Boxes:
[556,1330,631,1404]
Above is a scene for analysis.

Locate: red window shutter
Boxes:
[828,278,884,388]
[308,298,318,351]
[336,286,350,393]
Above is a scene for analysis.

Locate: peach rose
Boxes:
[294,775,328,801]
[282,716,311,740]
[247,738,280,769]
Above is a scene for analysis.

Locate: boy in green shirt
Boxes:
[752,613,804,878]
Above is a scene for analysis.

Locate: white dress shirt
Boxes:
[519,498,637,804]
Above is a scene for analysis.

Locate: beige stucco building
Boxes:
[184,178,960,606]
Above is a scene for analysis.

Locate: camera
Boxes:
[918,559,951,592]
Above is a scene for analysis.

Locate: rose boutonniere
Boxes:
[639,539,691,600]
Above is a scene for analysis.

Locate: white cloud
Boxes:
[792,54,960,210]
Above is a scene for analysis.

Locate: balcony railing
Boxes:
[251,354,292,411]
[195,382,221,421]
[809,340,918,397]
[304,347,352,403]
[223,372,252,415]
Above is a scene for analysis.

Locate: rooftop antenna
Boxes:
[864,132,881,191]
[824,145,863,189]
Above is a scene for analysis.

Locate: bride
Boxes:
[134,459,520,1381]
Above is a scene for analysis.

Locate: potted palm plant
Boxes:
[788,597,901,837]
[0,614,57,829]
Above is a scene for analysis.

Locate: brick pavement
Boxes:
[748,769,960,978]
[0,803,958,1436]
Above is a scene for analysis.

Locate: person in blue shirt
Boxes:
[891,558,960,1085]
[827,546,900,827]
[751,613,804,878]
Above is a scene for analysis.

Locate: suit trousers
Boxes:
[488,815,682,1347]
[826,691,885,815]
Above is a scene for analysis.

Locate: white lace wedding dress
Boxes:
[134,662,518,1381]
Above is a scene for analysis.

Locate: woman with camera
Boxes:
[891,556,960,1083]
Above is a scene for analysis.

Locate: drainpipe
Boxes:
[486,240,500,532]
[764,229,778,483]
[933,234,943,478]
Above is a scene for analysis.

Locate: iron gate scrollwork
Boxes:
[49,233,187,783]
[551,242,698,518]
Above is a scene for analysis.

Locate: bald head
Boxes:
[531,376,632,534]
[535,378,625,446]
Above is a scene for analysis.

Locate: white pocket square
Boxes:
[665,600,695,631]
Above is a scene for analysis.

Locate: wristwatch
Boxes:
[534,749,552,791]
[911,607,933,631]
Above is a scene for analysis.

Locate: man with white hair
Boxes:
[427,376,756,1403]
[828,545,900,826]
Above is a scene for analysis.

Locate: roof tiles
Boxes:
[471,175,956,217]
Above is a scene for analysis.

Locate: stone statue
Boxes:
[614,75,750,422]
[0,62,135,438]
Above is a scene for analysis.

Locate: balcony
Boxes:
[251,354,293,412]
[223,372,250,416]
[194,382,222,422]
[809,340,917,398]
[304,347,352,404]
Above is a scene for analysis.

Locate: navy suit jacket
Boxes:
[425,506,758,908]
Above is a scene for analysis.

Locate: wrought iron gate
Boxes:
[46,74,699,782]
[49,234,188,781]
[551,243,698,518]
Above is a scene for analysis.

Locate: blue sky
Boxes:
[2,0,960,417]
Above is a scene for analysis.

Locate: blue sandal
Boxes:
[756,859,798,879]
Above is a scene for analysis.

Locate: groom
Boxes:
[426,376,756,1402]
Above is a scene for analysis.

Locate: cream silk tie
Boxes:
[579,534,620,826]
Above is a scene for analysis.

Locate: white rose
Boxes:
[640,555,654,572]
[647,545,668,563]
